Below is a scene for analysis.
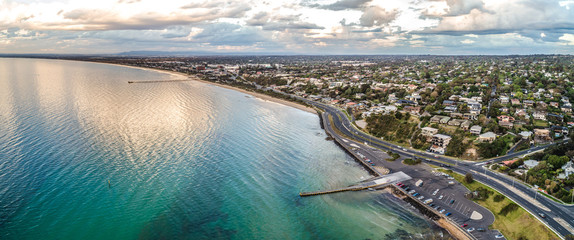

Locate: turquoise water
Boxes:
[0,58,438,239]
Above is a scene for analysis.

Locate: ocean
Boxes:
[0,58,439,239]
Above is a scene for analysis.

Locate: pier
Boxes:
[299,171,411,197]
[127,79,192,84]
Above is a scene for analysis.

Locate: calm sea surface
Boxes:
[0,58,439,239]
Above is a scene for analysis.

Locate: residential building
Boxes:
[534,129,551,142]
[470,125,482,135]
[523,160,539,169]
[478,132,497,143]
[421,127,439,138]
[533,111,547,121]
[429,134,452,155]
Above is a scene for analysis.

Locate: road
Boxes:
[304,99,574,239]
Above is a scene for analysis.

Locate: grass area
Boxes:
[533,119,549,127]
[437,169,558,240]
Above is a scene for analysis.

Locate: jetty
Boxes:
[299,171,411,197]
[127,79,192,84]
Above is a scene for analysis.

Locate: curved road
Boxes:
[304,99,574,239]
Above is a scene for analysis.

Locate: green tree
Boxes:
[464,173,474,183]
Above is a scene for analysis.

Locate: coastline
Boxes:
[109,63,318,114]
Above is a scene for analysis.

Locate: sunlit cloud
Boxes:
[0,0,572,54]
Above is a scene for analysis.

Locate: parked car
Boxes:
[539,213,546,218]
[438,195,444,200]
[413,193,420,197]
[477,228,486,232]
[417,195,424,200]
[495,234,505,238]
[432,189,439,195]
[450,199,455,205]
[445,212,452,216]
[439,209,445,214]
[467,227,475,232]
[461,223,468,228]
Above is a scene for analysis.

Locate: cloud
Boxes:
[310,0,372,11]
[359,6,399,27]
[420,0,574,37]
[246,12,324,30]
[445,0,487,16]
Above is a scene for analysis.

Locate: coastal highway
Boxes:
[302,99,574,239]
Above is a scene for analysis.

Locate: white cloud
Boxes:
[461,39,474,44]
[559,33,574,45]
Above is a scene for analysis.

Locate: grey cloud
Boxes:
[192,23,267,46]
[246,12,324,30]
[261,22,324,31]
[310,0,372,11]
[445,0,487,16]
[359,7,399,27]
[420,0,574,36]
[58,2,251,31]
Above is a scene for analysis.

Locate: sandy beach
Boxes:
[116,64,318,114]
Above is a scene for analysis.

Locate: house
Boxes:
[468,102,482,114]
[439,116,451,124]
[511,98,521,105]
[558,161,574,179]
[497,115,515,122]
[524,100,535,107]
[404,106,421,115]
[502,159,519,166]
[515,109,527,118]
[534,129,551,142]
[396,100,416,106]
[443,100,456,106]
[499,121,514,129]
[478,132,497,143]
[470,125,482,135]
[448,119,465,127]
[421,127,439,138]
[533,111,547,121]
[463,113,478,120]
[430,115,448,123]
[444,105,458,112]
[429,134,452,154]
[537,101,548,109]
[460,120,472,130]
[550,102,559,108]
[523,160,539,169]
[561,107,572,113]
[500,96,509,104]
[519,131,533,139]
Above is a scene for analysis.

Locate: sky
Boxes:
[1,0,574,55]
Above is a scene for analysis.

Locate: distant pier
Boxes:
[128,79,192,84]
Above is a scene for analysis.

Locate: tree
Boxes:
[464,172,474,183]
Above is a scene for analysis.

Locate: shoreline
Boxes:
[106,62,318,114]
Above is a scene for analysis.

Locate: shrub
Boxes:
[499,203,519,216]
[493,194,505,202]
[403,158,422,165]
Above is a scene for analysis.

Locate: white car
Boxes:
[495,234,505,239]
[433,189,439,195]
[467,227,475,232]
[417,195,424,200]
[439,195,444,200]
[439,209,445,214]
